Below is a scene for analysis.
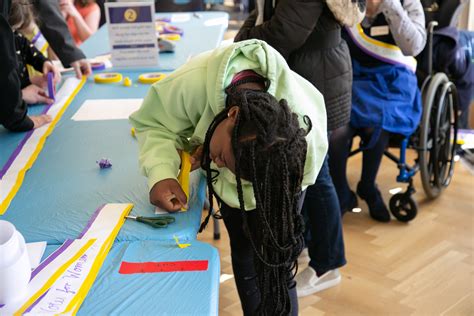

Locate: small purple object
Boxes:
[97,158,112,169]
[91,61,106,71]
[156,17,171,23]
[163,25,184,36]
[47,72,55,101]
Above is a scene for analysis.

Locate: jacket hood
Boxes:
[206,39,292,115]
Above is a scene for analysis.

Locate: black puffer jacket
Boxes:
[235,0,352,131]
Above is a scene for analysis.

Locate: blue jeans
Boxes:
[302,154,346,273]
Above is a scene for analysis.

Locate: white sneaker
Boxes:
[295,267,341,297]
[297,248,310,266]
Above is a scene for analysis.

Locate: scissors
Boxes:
[125,215,175,228]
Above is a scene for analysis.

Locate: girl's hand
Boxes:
[176,146,203,171]
[70,59,92,79]
[59,0,77,18]
[190,146,203,171]
[29,114,52,129]
[366,0,383,16]
[22,84,54,104]
[149,179,188,212]
[30,75,47,88]
[42,61,61,85]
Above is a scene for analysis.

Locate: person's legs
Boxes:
[306,155,346,274]
[356,128,391,222]
[220,203,299,315]
[296,154,346,297]
[220,204,260,316]
[328,125,357,214]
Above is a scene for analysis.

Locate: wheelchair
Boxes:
[350,21,460,222]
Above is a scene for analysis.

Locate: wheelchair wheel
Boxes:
[419,73,458,199]
[389,193,418,222]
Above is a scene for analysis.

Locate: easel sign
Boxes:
[105,2,158,67]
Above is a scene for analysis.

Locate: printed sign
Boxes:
[105,2,158,67]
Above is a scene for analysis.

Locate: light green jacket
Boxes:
[129,39,327,209]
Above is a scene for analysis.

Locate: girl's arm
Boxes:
[63,2,100,43]
[380,0,427,56]
[129,67,207,191]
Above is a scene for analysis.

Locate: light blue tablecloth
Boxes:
[0,12,227,315]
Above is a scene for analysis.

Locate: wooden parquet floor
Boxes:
[198,149,474,315]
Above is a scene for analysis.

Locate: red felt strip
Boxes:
[119,260,209,274]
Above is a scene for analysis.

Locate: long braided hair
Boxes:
[200,79,312,315]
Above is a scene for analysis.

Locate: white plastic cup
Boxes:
[0,220,31,305]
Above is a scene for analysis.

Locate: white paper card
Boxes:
[171,13,191,23]
[26,242,47,270]
[204,17,228,27]
[105,2,158,67]
[370,25,390,37]
[71,99,143,121]
[154,206,169,215]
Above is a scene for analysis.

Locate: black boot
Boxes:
[356,183,390,222]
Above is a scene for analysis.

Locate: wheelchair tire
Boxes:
[418,73,458,199]
[389,193,418,222]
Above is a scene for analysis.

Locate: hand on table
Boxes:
[70,59,92,79]
[30,114,52,129]
[149,179,188,212]
[22,84,54,105]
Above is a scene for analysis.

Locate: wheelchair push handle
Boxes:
[427,21,438,77]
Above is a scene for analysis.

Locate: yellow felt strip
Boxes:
[14,239,96,316]
[0,77,86,215]
[177,151,191,211]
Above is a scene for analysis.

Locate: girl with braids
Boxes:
[130,39,328,315]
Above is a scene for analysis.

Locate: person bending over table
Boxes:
[130,39,328,316]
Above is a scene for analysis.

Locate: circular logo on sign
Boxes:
[124,9,137,22]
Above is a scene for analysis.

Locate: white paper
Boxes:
[26,242,47,270]
[71,99,143,121]
[204,17,228,27]
[171,13,191,23]
[154,206,169,215]
[105,2,158,67]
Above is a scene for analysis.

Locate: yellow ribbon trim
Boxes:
[356,24,403,51]
[0,77,86,215]
[61,204,133,315]
[352,24,417,70]
[14,239,96,316]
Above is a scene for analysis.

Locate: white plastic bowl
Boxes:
[0,221,31,305]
